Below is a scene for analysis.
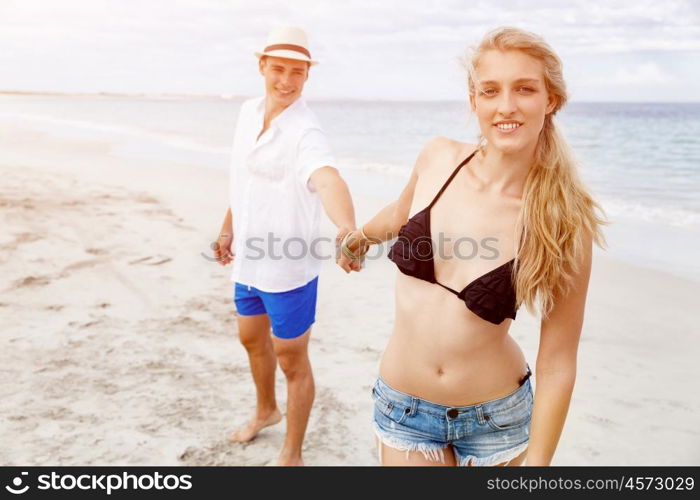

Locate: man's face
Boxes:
[259,56,309,108]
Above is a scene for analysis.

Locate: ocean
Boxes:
[2,95,699,281]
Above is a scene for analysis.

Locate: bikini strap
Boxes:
[519,364,532,386]
[427,149,478,210]
[436,281,460,297]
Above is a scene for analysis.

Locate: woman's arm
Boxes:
[525,228,594,466]
[340,137,447,258]
[352,165,418,246]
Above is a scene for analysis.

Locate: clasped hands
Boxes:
[335,227,370,274]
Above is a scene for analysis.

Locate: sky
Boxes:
[1,0,699,102]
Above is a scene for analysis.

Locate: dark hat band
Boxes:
[263,43,311,58]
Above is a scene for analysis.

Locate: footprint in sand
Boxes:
[14,275,51,288]
[85,248,107,256]
[128,255,172,266]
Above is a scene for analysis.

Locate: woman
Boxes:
[338,27,607,466]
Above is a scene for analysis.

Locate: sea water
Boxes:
[2,95,698,280]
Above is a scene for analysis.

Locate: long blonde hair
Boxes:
[465,27,607,318]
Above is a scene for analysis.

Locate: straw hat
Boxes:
[254,26,318,66]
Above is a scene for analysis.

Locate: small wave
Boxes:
[0,112,229,156]
[601,196,700,229]
[337,156,409,178]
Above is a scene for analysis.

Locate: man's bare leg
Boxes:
[229,313,282,442]
[271,328,314,466]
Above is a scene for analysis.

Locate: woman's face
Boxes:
[470,49,555,155]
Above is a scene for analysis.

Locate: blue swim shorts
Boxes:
[372,365,533,466]
[233,277,318,339]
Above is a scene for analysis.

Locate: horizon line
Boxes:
[1,90,699,105]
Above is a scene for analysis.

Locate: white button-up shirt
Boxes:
[229,96,335,292]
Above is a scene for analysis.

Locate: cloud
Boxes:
[0,0,698,100]
[609,63,676,85]
[578,62,677,89]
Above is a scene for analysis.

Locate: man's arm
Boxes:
[308,166,358,272]
[309,166,356,231]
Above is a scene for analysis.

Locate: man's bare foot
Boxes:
[228,409,282,443]
[272,455,304,466]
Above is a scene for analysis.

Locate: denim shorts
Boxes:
[233,277,318,339]
[372,366,533,466]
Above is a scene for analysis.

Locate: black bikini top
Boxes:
[388,150,522,325]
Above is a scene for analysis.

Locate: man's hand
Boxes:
[335,227,362,273]
[214,233,234,266]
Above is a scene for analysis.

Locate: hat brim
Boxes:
[255,50,318,66]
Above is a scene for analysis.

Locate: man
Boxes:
[214,26,358,466]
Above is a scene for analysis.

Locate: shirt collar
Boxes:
[255,95,305,131]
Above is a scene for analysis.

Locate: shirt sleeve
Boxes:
[296,128,336,192]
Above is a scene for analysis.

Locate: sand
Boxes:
[1,99,698,466]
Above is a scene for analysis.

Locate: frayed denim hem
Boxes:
[373,423,529,466]
[373,424,447,464]
[456,441,529,467]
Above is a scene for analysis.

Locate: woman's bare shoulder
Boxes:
[416,137,478,175]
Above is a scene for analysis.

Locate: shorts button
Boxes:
[447,408,458,418]
[484,415,490,421]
